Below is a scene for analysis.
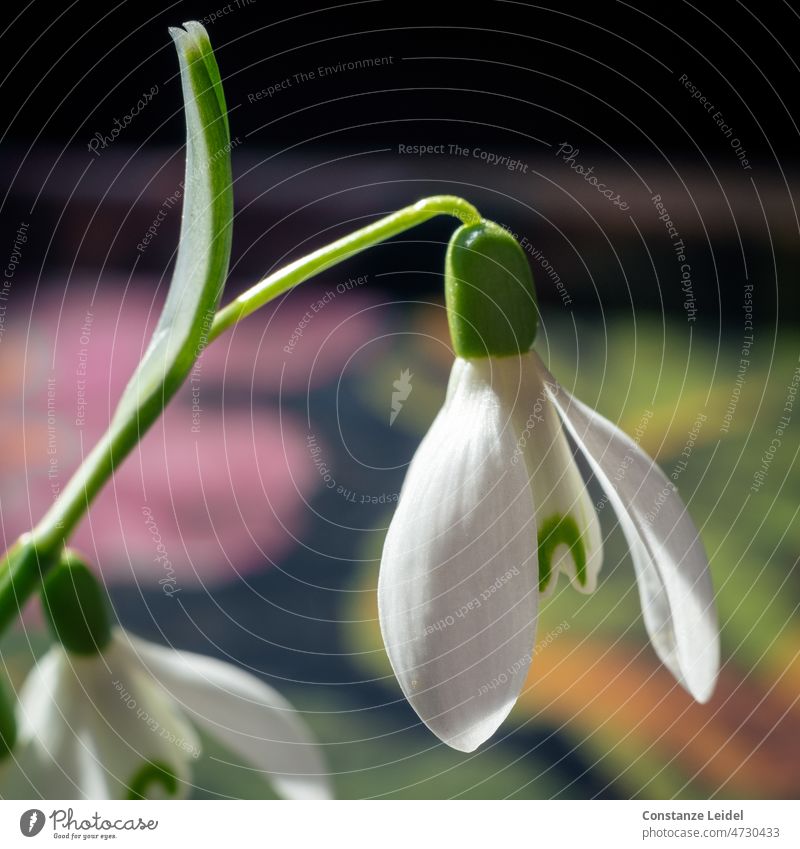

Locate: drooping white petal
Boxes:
[3,649,97,799]
[535,351,719,702]
[127,636,331,800]
[379,357,539,753]
[6,633,197,800]
[495,353,603,595]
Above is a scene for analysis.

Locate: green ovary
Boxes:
[537,514,587,592]
[126,760,180,799]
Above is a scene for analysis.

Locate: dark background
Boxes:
[4,1,799,153]
[1,0,798,321]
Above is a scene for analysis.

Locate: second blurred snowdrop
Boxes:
[2,553,331,799]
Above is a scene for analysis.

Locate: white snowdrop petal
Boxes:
[536,352,719,702]
[128,636,332,800]
[95,635,199,797]
[9,649,109,800]
[379,357,539,752]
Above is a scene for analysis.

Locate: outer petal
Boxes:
[379,357,539,752]
[497,354,603,595]
[127,636,331,800]
[6,634,197,799]
[536,351,719,702]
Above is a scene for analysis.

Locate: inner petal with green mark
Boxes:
[486,351,604,596]
[537,513,587,592]
[126,760,180,799]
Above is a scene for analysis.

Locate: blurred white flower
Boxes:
[379,349,718,752]
[4,628,331,799]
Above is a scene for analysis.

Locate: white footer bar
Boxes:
[1,799,797,847]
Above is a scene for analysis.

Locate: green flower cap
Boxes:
[445,219,538,358]
[41,551,112,656]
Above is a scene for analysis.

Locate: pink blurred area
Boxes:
[0,277,379,587]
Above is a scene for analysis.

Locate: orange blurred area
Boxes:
[514,634,800,799]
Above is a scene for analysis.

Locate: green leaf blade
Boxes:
[114,21,233,428]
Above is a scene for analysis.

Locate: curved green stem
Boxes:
[32,422,136,553]
[0,195,480,635]
[209,195,479,342]
[0,422,135,634]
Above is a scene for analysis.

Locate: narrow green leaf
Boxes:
[113,21,233,429]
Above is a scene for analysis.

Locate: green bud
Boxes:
[0,676,16,760]
[445,219,538,358]
[41,551,112,655]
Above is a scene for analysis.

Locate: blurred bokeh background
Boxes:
[1,0,798,799]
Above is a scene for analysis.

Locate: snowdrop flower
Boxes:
[3,554,330,799]
[378,221,719,752]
